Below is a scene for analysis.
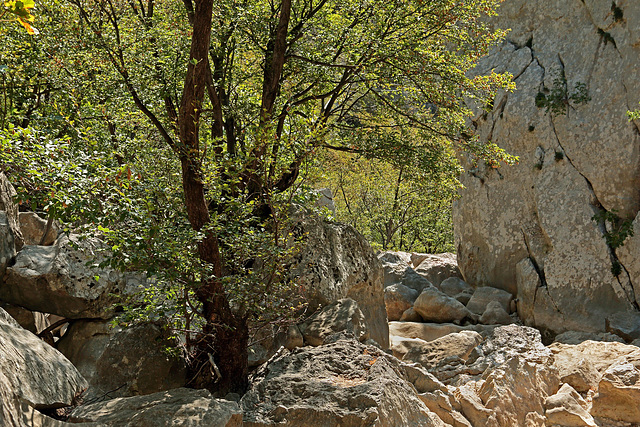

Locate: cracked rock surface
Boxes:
[454,0,640,334]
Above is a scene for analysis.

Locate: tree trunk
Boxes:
[178,0,248,395]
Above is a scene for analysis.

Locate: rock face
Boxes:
[56,320,187,400]
[453,0,640,334]
[0,308,87,426]
[69,388,242,426]
[18,212,58,246]
[241,338,444,426]
[590,350,640,423]
[290,212,389,349]
[298,298,369,346]
[0,234,146,319]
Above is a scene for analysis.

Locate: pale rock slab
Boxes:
[544,383,596,427]
[69,388,242,426]
[403,331,483,371]
[389,321,496,343]
[590,350,640,423]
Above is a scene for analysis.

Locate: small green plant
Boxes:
[535,71,591,117]
[528,125,535,132]
[592,209,634,250]
[597,28,616,46]
[612,2,623,22]
[611,259,622,277]
[554,150,564,161]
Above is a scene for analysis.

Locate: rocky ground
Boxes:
[1,175,640,427]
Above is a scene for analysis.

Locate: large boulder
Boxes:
[0,308,87,426]
[0,234,146,319]
[590,350,640,423]
[453,0,640,333]
[403,331,483,371]
[289,212,388,349]
[69,388,242,426]
[413,287,472,323]
[56,320,187,401]
[241,338,446,426]
[298,298,369,346]
[384,283,419,321]
[413,253,461,287]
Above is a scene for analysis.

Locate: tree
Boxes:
[2,0,515,393]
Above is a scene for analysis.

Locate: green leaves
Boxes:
[3,0,38,34]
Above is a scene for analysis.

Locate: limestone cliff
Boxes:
[454,0,640,333]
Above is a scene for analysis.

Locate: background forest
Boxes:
[1,0,515,393]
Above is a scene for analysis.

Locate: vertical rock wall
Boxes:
[454,0,640,334]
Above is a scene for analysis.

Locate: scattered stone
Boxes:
[241,338,445,426]
[605,311,640,342]
[289,212,388,348]
[544,383,596,427]
[439,277,473,297]
[454,292,473,306]
[56,320,187,401]
[69,388,242,426]
[18,211,58,246]
[466,286,513,315]
[479,300,514,325]
[413,253,461,287]
[298,298,369,346]
[413,287,472,323]
[385,283,419,321]
[389,321,496,343]
[400,307,423,322]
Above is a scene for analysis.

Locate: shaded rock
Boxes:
[413,253,461,287]
[241,338,445,426]
[384,284,419,321]
[403,331,483,371]
[1,234,146,319]
[553,330,625,345]
[439,277,473,297]
[0,307,87,418]
[389,321,496,343]
[479,300,514,325]
[413,287,471,323]
[401,271,433,294]
[313,188,335,215]
[290,212,388,349]
[69,388,242,426]
[378,251,413,287]
[453,292,472,306]
[248,324,304,368]
[56,320,186,401]
[590,350,640,423]
[399,307,423,322]
[0,172,23,250]
[605,311,640,342]
[466,286,513,315]
[390,334,429,359]
[544,383,596,427]
[0,211,17,279]
[298,298,368,346]
[0,302,48,334]
[18,212,58,246]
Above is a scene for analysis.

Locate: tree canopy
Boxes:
[0,0,515,393]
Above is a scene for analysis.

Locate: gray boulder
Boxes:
[466,286,513,315]
[298,298,369,346]
[479,301,514,325]
[413,253,461,287]
[69,388,242,426]
[0,308,87,426]
[289,212,388,348]
[56,320,187,401]
[400,307,423,322]
[413,287,472,323]
[248,324,304,367]
[439,277,473,297]
[385,283,419,321]
[1,234,146,319]
[605,311,640,342]
[241,338,446,426]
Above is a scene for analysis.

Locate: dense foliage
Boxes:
[1,0,516,393]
